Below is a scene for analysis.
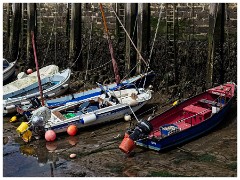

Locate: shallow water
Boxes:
[3,132,68,177]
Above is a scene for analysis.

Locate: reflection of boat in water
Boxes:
[19,143,58,167]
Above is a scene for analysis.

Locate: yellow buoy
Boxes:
[173,100,179,106]
[16,122,32,142]
[9,116,17,123]
[16,122,29,134]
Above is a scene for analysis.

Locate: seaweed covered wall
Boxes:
[2,3,237,96]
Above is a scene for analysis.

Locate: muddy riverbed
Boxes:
[3,92,237,177]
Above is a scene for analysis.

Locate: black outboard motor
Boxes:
[119,119,153,154]
[129,119,153,141]
[30,97,41,109]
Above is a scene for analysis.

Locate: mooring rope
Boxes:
[110,5,148,67]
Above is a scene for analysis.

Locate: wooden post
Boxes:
[9,3,21,62]
[69,3,82,71]
[125,3,137,75]
[206,4,217,88]
[136,3,150,74]
[217,4,225,84]
[206,3,225,88]
[27,3,36,66]
[6,3,11,54]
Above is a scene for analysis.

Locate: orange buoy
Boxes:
[45,130,56,142]
[119,137,135,154]
[27,69,33,74]
[67,125,78,136]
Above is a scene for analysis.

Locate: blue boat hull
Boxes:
[46,71,155,108]
[136,96,234,151]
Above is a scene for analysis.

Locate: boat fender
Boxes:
[61,84,69,89]
[80,113,97,124]
[4,104,16,110]
[124,114,131,121]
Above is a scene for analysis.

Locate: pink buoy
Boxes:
[67,125,78,136]
[27,69,33,74]
[45,130,56,142]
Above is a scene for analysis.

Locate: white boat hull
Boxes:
[3,69,71,114]
[3,60,17,82]
[46,101,147,133]
[39,88,153,134]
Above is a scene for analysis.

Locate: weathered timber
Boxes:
[69,3,82,71]
[136,3,150,74]
[27,3,37,66]
[206,3,225,88]
[125,3,137,75]
[9,3,21,62]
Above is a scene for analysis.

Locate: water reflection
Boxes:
[19,143,59,177]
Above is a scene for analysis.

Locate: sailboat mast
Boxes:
[31,31,45,106]
[99,3,121,85]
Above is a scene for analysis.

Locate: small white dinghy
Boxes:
[3,58,17,82]
[3,68,71,114]
[16,86,152,141]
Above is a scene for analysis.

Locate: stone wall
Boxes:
[3,3,237,37]
[2,3,237,94]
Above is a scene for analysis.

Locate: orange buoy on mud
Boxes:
[67,125,78,136]
[119,137,136,154]
[27,69,33,74]
[45,130,56,142]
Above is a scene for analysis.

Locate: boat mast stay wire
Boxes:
[100,3,121,85]
[148,3,163,63]
[110,5,148,67]
[142,3,163,88]
[84,5,94,82]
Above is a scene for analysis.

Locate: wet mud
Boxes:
[3,92,237,177]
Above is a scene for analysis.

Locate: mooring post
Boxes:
[69,3,82,71]
[6,3,11,54]
[136,3,150,74]
[217,4,225,84]
[125,3,138,75]
[9,3,21,62]
[206,4,217,89]
[206,3,225,88]
[27,3,36,66]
